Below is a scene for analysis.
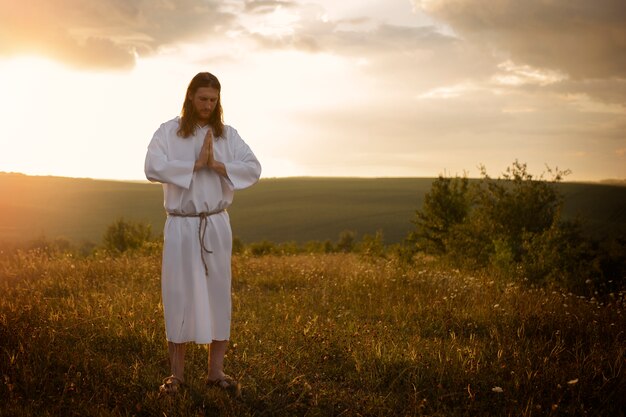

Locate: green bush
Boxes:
[406,161,622,292]
[102,218,152,253]
[303,240,334,254]
[232,236,244,254]
[276,241,301,255]
[357,230,386,259]
[520,220,601,291]
[410,175,470,255]
[336,230,356,253]
[248,240,276,256]
[472,161,564,262]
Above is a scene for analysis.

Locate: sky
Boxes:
[0,0,624,182]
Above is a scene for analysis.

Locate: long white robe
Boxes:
[144,117,261,344]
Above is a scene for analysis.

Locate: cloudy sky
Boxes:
[0,0,624,181]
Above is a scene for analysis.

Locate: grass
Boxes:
[1,249,624,416]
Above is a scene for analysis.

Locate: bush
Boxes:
[520,220,601,291]
[336,230,356,253]
[406,161,623,292]
[410,175,470,255]
[303,240,334,254]
[357,230,386,259]
[248,240,276,256]
[102,218,152,253]
[276,241,301,255]
[472,161,564,262]
[232,236,244,255]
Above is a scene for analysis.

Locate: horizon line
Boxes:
[1,171,625,185]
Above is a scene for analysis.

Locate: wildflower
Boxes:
[492,386,504,393]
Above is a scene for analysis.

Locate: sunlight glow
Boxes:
[243,6,300,37]
[492,60,567,86]
[0,1,623,183]
[0,54,189,180]
[416,82,478,99]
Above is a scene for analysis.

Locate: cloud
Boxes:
[0,0,235,69]
[244,0,298,13]
[241,8,497,89]
[286,85,626,179]
[413,0,626,80]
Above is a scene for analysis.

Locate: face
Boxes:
[190,86,219,124]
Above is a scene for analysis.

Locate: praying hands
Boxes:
[195,128,227,177]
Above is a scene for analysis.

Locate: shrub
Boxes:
[248,240,276,256]
[357,230,386,259]
[102,218,152,253]
[405,161,624,292]
[303,240,335,254]
[520,220,601,291]
[277,241,301,255]
[471,161,565,262]
[410,175,470,255]
[232,236,244,255]
[336,230,356,253]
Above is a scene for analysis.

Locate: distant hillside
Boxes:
[1,173,624,245]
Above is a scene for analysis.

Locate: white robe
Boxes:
[144,117,261,344]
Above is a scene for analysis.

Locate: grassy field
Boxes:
[1,173,625,245]
[1,249,624,416]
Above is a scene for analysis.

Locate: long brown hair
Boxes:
[177,72,224,138]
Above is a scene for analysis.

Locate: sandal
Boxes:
[207,374,239,392]
[159,375,183,396]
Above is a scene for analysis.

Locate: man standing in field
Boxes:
[144,72,261,395]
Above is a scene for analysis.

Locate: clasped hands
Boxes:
[194,128,227,177]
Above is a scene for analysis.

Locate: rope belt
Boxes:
[166,209,225,276]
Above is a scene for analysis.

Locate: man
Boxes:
[144,72,261,394]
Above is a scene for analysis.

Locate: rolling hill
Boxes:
[1,172,624,245]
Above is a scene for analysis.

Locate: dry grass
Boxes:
[1,250,624,416]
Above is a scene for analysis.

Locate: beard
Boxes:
[193,106,213,125]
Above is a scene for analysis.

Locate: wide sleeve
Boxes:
[144,126,194,189]
[224,128,262,190]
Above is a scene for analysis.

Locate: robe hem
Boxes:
[166,338,230,345]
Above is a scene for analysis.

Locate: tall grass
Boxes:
[1,250,624,416]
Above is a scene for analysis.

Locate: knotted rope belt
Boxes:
[166,209,225,276]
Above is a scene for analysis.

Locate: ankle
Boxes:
[208,369,225,380]
[170,373,185,383]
